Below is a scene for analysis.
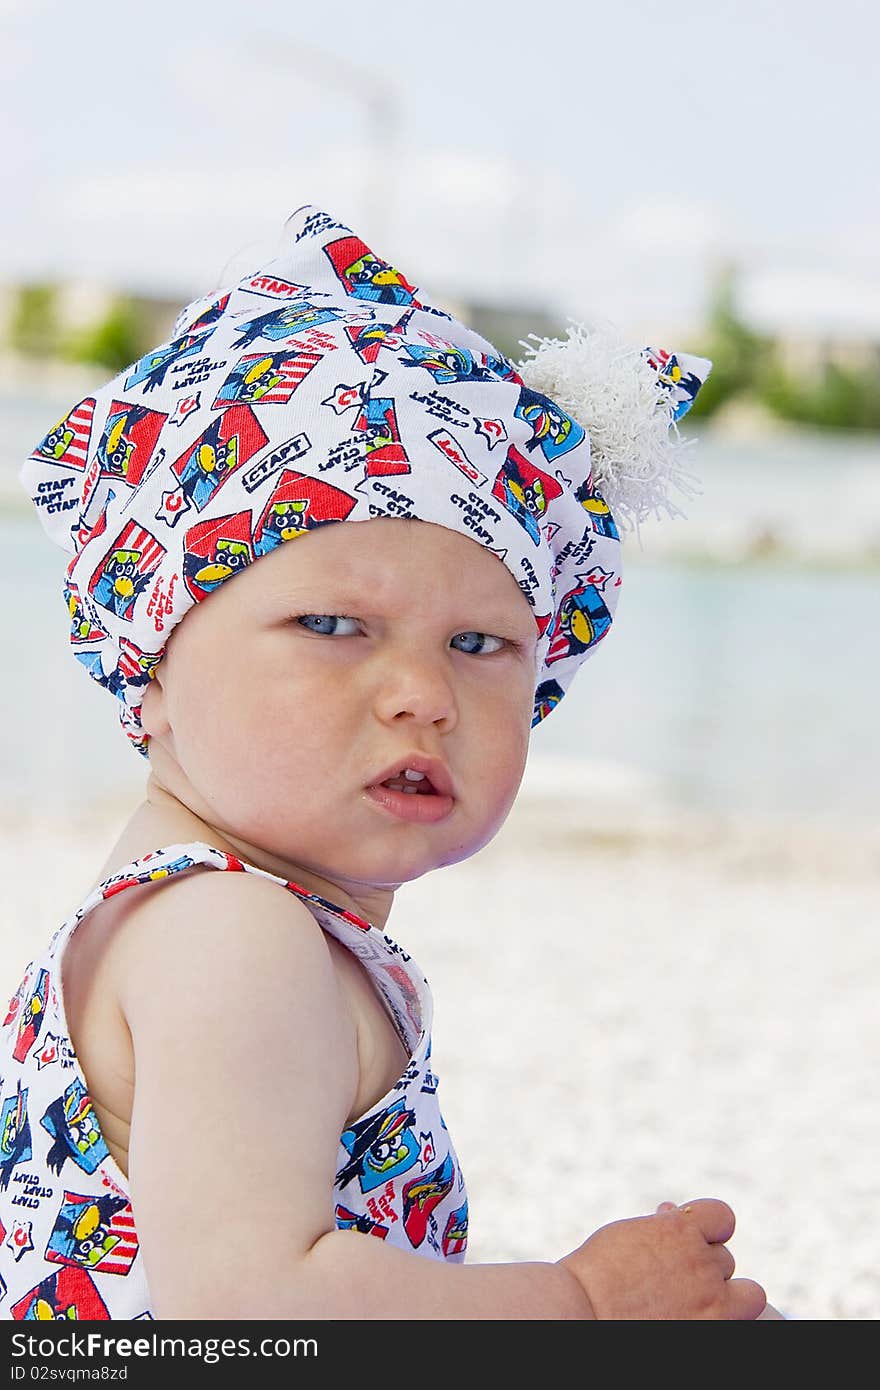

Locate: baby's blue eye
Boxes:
[450,631,505,655]
[297,615,360,636]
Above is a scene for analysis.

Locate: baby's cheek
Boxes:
[483,703,530,794]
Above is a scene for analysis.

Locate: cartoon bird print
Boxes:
[442,1200,468,1257]
[189,537,253,591]
[214,354,284,408]
[324,234,423,307]
[547,571,613,663]
[36,414,74,461]
[558,590,599,652]
[12,968,49,1062]
[166,419,243,516]
[494,456,546,542]
[47,1192,133,1272]
[32,1298,78,1321]
[401,343,520,385]
[643,346,710,420]
[12,1267,110,1321]
[362,411,394,454]
[63,1089,104,1165]
[508,470,544,525]
[93,547,146,618]
[532,678,564,724]
[401,1152,456,1248]
[42,1079,109,1177]
[368,1110,414,1177]
[96,406,149,479]
[0,1082,32,1189]
[194,430,238,490]
[354,397,409,475]
[231,302,342,349]
[491,445,565,544]
[337,1100,420,1193]
[70,1202,110,1265]
[66,585,106,644]
[238,355,282,402]
[576,487,620,541]
[516,386,585,463]
[341,252,413,304]
[334,1204,390,1239]
[124,333,207,393]
[255,499,311,553]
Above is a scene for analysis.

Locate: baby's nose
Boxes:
[372,652,458,731]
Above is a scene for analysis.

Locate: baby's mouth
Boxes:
[368,755,456,801]
[364,764,456,824]
[380,771,436,796]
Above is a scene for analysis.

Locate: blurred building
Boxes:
[737,262,880,378]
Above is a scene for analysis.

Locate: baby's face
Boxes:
[142,517,539,893]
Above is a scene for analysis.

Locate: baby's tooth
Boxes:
[402,785,418,794]
[404,769,426,781]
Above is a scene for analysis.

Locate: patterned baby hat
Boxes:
[20,205,711,755]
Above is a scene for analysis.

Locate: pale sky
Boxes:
[1,0,878,338]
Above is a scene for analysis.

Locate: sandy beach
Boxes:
[2,773,876,1321]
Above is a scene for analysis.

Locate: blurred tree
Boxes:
[685,261,772,420]
[62,296,149,372]
[8,284,60,356]
[684,262,880,431]
[756,355,880,431]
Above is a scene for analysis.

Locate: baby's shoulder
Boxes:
[69,856,359,1085]
[120,866,342,1017]
[61,855,361,1183]
[79,855,329,982]
[61,856,330,1037]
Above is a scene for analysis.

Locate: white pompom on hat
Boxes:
[517,319,712,532]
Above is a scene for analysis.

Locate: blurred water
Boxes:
[2,379,879,827]
[529,556,878,824]
[646,422,880,565]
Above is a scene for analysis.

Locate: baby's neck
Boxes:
[124,776,395,930]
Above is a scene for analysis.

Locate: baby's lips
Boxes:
[368,752,455,799]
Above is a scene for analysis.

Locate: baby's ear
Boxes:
[140,668,171,738]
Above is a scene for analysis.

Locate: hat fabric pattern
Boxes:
[20,205,709,755]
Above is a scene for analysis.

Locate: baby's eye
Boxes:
[451,631,506,655]
[296,614,361,636]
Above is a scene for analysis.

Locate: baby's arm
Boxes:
[116,871,766,1320]
[117,869,584,1318]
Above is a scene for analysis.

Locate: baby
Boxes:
[2,205,777,1320]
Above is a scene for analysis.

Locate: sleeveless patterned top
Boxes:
[0,841,467,1319]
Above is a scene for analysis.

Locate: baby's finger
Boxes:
[725,1278,767,1320]
[682,1198,736,1245]
[655,1201,678,1214]
[713,1242,736,1282]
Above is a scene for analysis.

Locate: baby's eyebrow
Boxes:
[284,589,364,609]
[280,587,401,614]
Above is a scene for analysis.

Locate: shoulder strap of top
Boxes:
[55,840,431,1054]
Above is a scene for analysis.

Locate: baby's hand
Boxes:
[558,1198,767,1320]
